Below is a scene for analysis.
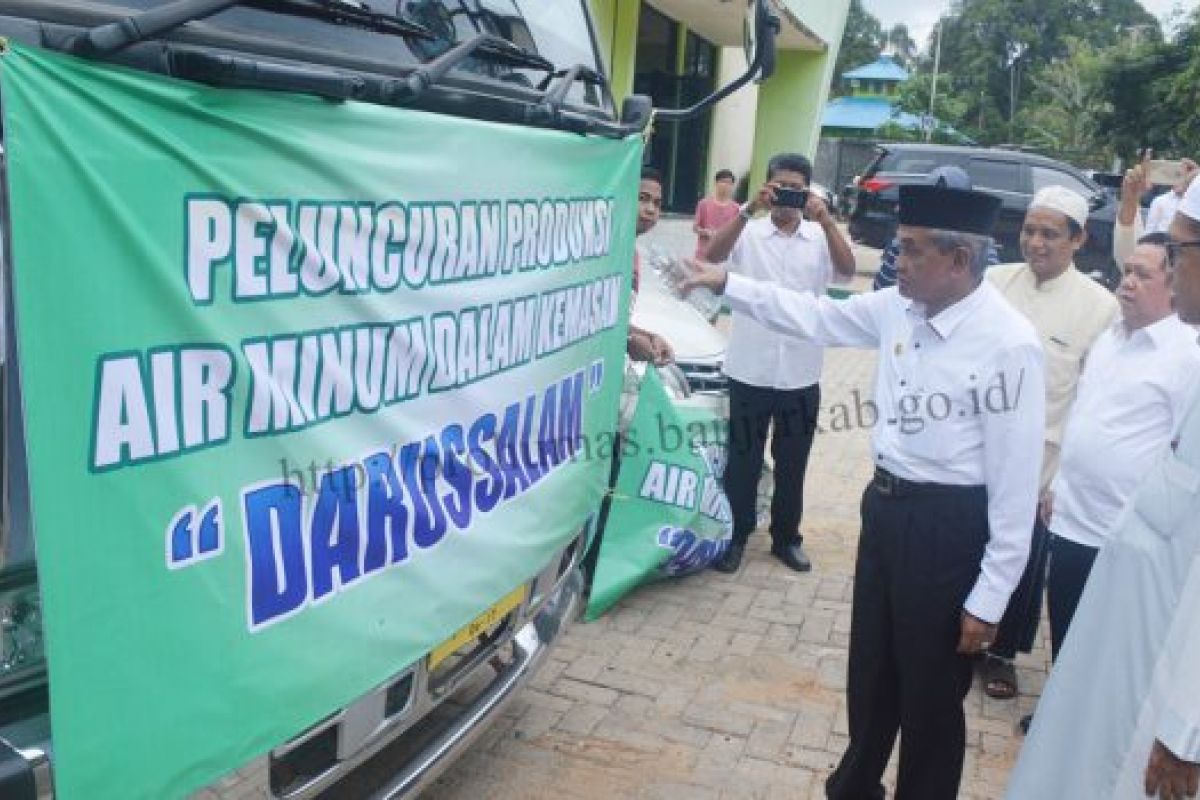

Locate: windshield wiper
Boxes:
[69,0,433,57]
[244,0,434,40]
[474,37,553,73]
[388,32,551,101]
[69,0,237,56]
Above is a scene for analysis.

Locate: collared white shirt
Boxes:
[1051,315,1200,549]
[722,216,848,389]
[987,263,1119,490]
[1146,190,1183,235]
[724,275,1046,623]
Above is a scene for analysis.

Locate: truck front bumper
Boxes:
[364,567,583,799]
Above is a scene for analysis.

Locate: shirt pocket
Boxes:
[1043,337,1082,405]
[1130,455,1200,540]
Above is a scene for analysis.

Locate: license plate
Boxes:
[428,585,527,670]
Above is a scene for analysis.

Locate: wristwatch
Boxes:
[738,202,754,221]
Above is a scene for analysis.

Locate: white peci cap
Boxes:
[1029,186,1089,229]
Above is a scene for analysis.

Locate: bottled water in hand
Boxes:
[640,246,722,321]
[664,256,722,321]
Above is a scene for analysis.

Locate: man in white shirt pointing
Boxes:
[681,185,1045,800]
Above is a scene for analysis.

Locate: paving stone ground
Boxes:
[423,218,1052,800]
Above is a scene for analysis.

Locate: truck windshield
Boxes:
[25,0,607,112]
[403,0,605,107]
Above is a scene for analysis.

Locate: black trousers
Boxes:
[989,517,1050,660]
[723,379,820,547]
[1045,533,1100,661]
[826,479,989,800]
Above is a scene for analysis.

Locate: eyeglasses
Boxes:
[1166,240,1200,268]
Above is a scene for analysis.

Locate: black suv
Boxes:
[849,144,1118,282]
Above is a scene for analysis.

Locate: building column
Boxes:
[749,48,832,185]
[589,0,640,107]
[707,47,760,187]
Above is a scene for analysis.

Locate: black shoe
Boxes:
[714,542,745,573]
[770,541,812,572]
[1019,714,1033,736]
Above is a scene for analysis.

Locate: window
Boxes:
[879,153,947,176]
[969,159,1023,193]
[683,30,716,79]
[1031,166,1096,198]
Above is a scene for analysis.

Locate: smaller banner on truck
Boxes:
[586,367,733,620]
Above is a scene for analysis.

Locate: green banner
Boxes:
[586,368,732,620]
[1,44,638,799]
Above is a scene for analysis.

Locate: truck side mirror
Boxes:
[744,0,777,83]
[652,0,779,125]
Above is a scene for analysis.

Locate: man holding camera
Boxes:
[704,153,856,574]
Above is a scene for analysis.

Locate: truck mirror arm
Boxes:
[653,0,780,124]
[527,63,604,126]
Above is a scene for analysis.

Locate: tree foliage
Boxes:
[898,0,1160,150]
[1091,11,1200,161]
[833,0,884,94]
[1018,38,1109,159]
[886,24,918,67]
[896,72,971,133]
[830,0,1200,164]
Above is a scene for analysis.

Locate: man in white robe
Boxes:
[1005,177,1200,800]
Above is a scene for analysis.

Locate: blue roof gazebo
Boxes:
[822,54,972,143]
[841,54,910,84]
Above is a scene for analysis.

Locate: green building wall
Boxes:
[589,0,640,106]
[588,0,850,194]
[749,0,850,184]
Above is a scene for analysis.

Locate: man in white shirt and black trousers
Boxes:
[703,153,856,574]
[1043,231,1200,661]
[682,184,1045,800]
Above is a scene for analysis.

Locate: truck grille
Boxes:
[677,362,727,395]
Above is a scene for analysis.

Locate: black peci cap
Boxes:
[898,185,1001,237]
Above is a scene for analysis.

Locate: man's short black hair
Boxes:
[1067,219,1084,239]
[766,153,812,184]
[641,166,663,186]
[1136,232,1172,275]
[715,169,735,183]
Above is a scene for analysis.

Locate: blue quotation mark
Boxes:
[167,499,224,569]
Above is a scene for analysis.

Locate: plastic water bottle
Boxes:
[664,256,722,320]
[684,283,723,321]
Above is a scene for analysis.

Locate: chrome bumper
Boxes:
[368,568,582,799]
[0,562,583,800]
